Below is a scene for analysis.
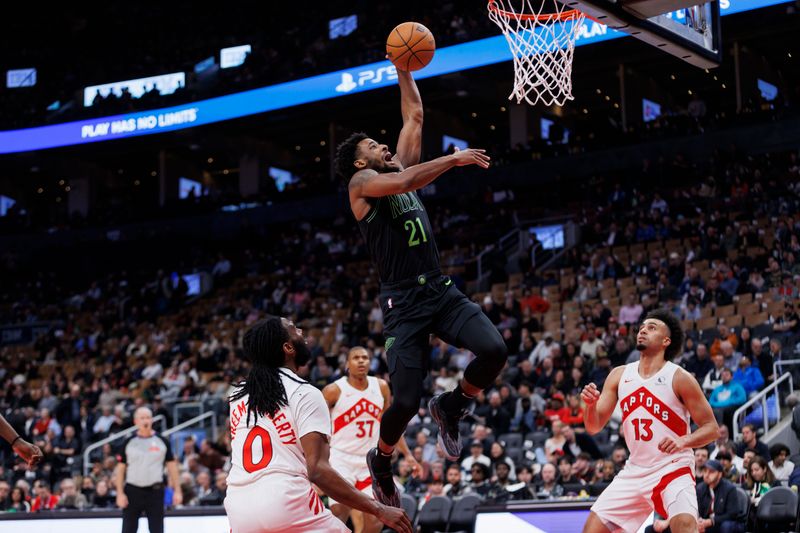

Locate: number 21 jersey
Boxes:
[357,191,440,283]
[330,376,384,457]
[618,361,694,469]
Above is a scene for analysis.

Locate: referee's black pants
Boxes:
[122,483,164,533]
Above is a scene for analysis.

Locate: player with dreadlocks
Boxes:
[224,316,411,533]
[580,309,720,533]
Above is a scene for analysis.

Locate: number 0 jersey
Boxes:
[329,376,384,457]
[618,361,694,469]
[357,190,440,283]
[226,368,331,487]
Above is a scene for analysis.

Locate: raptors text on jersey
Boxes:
[330,376,384,457]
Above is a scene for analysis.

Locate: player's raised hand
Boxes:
[376,503,413,533]
[581,383,600,407]
[451,147,491,168]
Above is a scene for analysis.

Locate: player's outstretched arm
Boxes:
[582,366,624,435]
[658,369,720,454]
[350,148,490,199]
[300,432,413,533]
[0,414,43,467]
[394,70,423,168]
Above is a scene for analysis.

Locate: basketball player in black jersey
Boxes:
[334,69,508,507]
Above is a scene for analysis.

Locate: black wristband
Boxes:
[10,435,22,447]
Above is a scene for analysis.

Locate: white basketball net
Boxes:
[488,0,585,107]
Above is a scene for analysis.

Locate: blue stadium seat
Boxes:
[417,495,452,533]
[753,486,797,532]
[447,494,482,533]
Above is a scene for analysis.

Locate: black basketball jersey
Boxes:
[357,190,440,283]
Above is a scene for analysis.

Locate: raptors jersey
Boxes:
[226,369,332,487]
[618,361,694,469]
[330,376,384,457]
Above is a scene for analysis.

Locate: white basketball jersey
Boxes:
[329,376,384,457]
[226,369,331,487]
[618,361,694,469]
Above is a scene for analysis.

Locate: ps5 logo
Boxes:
[335,65,398,93]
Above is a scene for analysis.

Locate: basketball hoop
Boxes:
[488,0,586,107]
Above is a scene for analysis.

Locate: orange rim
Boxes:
[488,0,582,22]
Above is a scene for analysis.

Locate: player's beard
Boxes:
[636,342,646,352]
[293,339,312,367]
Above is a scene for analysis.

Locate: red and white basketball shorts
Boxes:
[327,448,374,505]
[225,474,349,533]
[591,459,698,532]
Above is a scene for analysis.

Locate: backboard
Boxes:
[564,0,721,67]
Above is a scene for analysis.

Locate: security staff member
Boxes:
[115,407,182,533]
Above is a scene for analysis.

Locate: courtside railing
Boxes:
[732,372,792,439]
[773,358,800,397]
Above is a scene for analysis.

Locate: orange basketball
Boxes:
[386,22,436,72]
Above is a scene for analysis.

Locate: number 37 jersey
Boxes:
[618,361,694,469]
[330,376,384,457]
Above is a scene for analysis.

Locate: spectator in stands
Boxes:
[52,425,81,474]
[683,342,713,383]
[493,461,513,490]
[443,464,471,497]
[743,457,774,507]
[768,443,794,482]
[732,355,764,398]
[529,333,556,366]
[715,448,742,484]
[702,351,726,398]
[544,392,570,425]
[489,441,516,481]
[419,478,446,508]
[703,278,733,307]
[30,480,59,511]
[559,424,602,459]
[511,395,537,434]
[55,477,88,510]
[32,408,61,438]
[0,480,9,510]
[618,294,643,326]
[736,425,770,461]
[535,356,556,393]
[562,394,584,427]
[468,463,494,497]
[415,433,438,465]
[91,479,116,508]
[462,440,491,479]
[570,453,595,484]
[711,325,739,358]
[611,447,627,473]
[694,460,745,533]
[710,368,747,430]
[532,463,564,499]
[190,471,215,506]
[750,338,772,385]
[695,447,710,478]
[556,456,583,485]
[719,341,743,372]
[544,420,567,463]
[478,391,511,435]
[7,486,30,513]
[588,351,611,392]
[580,329,603,361]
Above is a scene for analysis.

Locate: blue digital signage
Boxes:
[0,0,788,155]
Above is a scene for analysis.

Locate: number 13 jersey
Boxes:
[330,376,384,457]
[618,361,693,469]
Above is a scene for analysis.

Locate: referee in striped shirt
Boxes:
[114,407,182,533]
